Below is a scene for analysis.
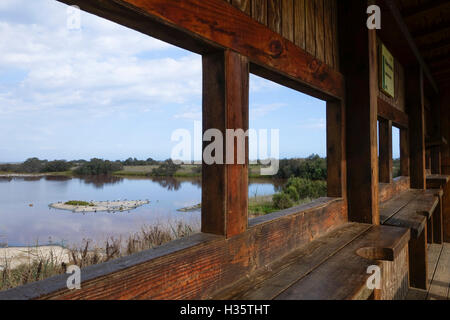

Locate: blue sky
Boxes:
[0,0,398,162]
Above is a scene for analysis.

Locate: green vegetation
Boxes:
[0,155,329,179]
[64,201,94,206]
[250,177,327,215]
[0,222,197,292]
[74,158,123,176]
[275,154,327,180]
[248,195,279,216]
[0,158,73,174]
[151,159,181,177]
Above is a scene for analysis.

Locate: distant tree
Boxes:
[151,159,181,177]
[41,160,72,173]
[74,158,123,175]
[19,158,47,173]
[146,157,158,165]
[275,155,327,180]
[123,157,158,166]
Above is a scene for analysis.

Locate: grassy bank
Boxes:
[0,222,198,292]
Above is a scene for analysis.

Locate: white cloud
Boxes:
[298,118,326,129]
[250,103,285,118]
[0,1,202,119]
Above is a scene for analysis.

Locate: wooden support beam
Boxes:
[408,226,428,290]
[377,98,409,128]
[338,0,379,225]
[202,50,249,238]
[327,100,346,199]
[56,0,344,101]
[407,66,426,189]
[379,119,393,183]
[400,128,410,177]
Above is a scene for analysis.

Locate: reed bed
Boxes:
[0,222,198,292]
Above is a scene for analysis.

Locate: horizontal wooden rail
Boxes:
[0,198,347,300]
[379,176,411,203]
[378,98,409,129]
[56,0,345,101]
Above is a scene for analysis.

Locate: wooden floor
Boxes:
[406,243,450,300]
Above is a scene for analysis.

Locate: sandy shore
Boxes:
[0,246,71,270]
[49,200,150,213]
[0,173,63,178]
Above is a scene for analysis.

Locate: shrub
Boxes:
[64,201,94,206]
[151,159,181,177]
[285,185,299,202]
[273,192,293,210]
[286,177,327,199]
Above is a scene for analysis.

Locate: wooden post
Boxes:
[338,0,379,224]
[430,147,441,175]
[400,128,410,176]
[327,100,346,199]
[430,100,442,174]
[379,119,393,183]
[407,66,426,189]
[409,227,428,290]
[202,50,249,238]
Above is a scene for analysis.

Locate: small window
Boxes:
[248,74,327,219]
[392,126,401,178]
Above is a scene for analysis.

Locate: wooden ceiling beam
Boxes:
[403,0,450,20]
[419,38,450,53]
[383,0,439,93]
[412,21,450,39]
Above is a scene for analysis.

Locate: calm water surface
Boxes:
[0,176,283,247]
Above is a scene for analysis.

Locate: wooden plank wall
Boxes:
[225,0,340,71]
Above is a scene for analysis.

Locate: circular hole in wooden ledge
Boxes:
[356,247,394,261]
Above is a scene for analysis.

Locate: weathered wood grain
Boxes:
[339,0,379,224]
[379,190,417,224]
[378,98,409,129]
[327,100,346,198]
[378,176,411,203]
[268,0,282,34]
[202,50,249,238]
[323,0,334,67]
[212,223,371,300]
[231,0,251,15]
[275,225,410,300]
[293,0,305,49]
[251,0,267,25]
[408,226,428,290]
[314,0,325,62]
[305,0,316,56]
[427,244,450,300]
[281,0,294,42]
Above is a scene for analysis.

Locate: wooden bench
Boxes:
[427,174,450,243]
[210,223,410,300]
[379,189,440,290]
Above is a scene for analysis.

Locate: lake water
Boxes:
[0,176,284,247]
